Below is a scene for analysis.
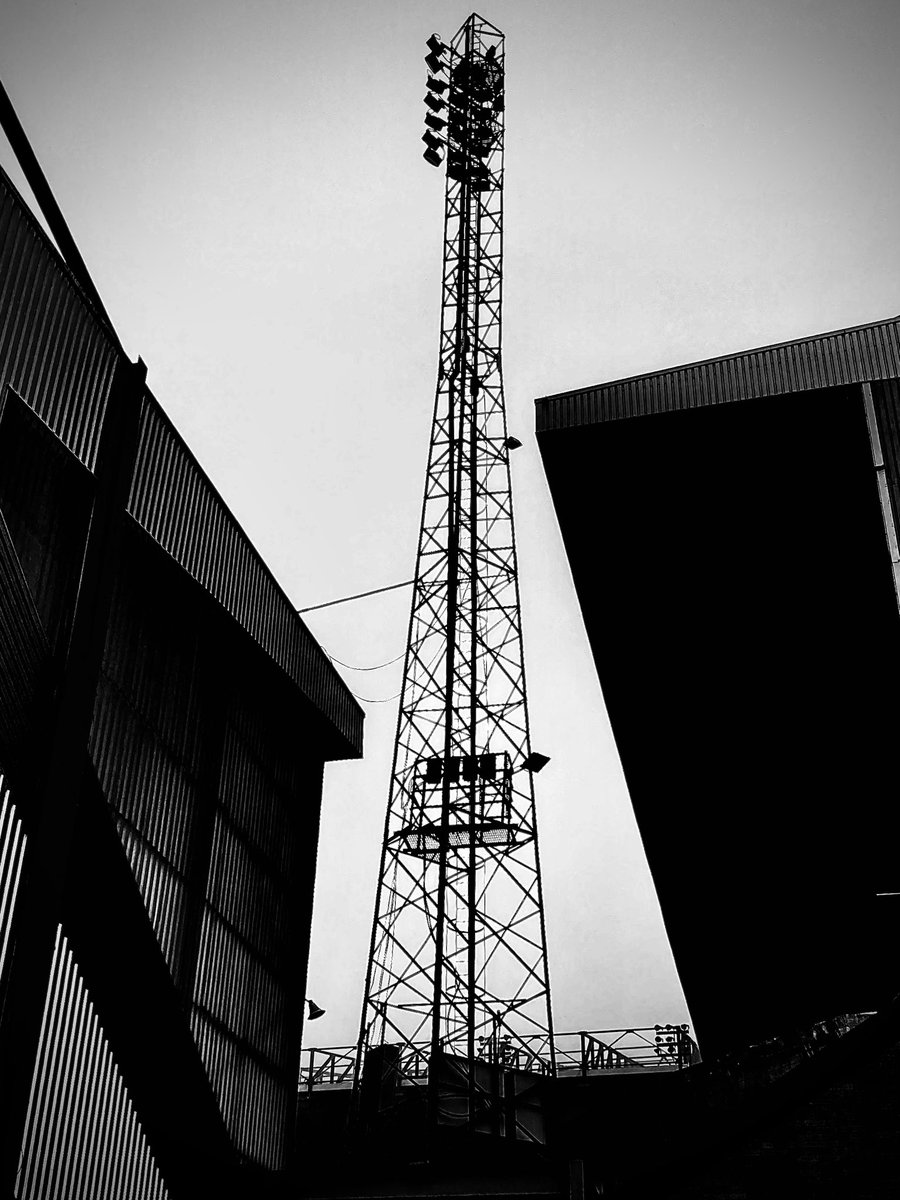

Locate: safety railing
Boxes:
[550,1026,700,1075]
[299,1023,699,1093]
[301,1045,357,1091]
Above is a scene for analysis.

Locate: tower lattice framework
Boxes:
[357,13,554,1117]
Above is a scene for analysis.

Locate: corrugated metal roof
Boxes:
[535,317,900,432]
[0,165,362,755]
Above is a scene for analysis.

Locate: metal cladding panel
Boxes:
[535,317,900,432]
[0,392,93,664]
[0,510,48,764]
[0,174,115,470]
[871,379,900,541]
[0,165,361,756]
[0,779,25,988]
[18,927,169,1200]
[127,398,361,754]
[87,527,315,1170]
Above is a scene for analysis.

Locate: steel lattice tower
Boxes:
[357,13,554,1130]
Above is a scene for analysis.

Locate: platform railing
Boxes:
[298,1024,699,1093]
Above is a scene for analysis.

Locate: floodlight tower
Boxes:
[357,13,554,1134]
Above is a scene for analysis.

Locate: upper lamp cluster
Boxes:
[421,32,504,190]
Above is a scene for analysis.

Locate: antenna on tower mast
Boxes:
[355,12,554,1144]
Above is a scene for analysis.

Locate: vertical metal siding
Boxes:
[127,378,361,750]
[535,318,900,432]
[187,696,299,1169]
[0,158,354,1184]
[87,548,303,1170]
[871,380,900,557]
[17,927,169,1200]
[0,777,26,985]
[0,165,361,752]
[0,181,116,470]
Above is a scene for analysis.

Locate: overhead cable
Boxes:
[297,578,414,613]
[328,651,405,672]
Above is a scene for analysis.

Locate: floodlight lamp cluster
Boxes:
[422,34,448,167]
[421,32,504,184]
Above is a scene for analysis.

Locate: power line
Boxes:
[328,651,405,672]
[297,578,414,614]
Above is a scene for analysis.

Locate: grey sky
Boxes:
[2,0,899,1047]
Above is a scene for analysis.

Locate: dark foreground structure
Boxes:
[535,318,900,1195]
[0,133,362,1196]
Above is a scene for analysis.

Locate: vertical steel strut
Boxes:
[356,12,554,1135]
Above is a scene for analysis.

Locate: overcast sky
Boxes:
[3,0,899,1052]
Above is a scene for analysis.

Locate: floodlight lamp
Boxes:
[306,998,325,1021]
[522,752,550,774]
[425,51,444,74]
[504,436,522,451]
[424,113,447,132]
[422,131,443,152]
[423,147,443,168]
[426,33,445,56]
[426,77,448,95]
[424,93,446,113]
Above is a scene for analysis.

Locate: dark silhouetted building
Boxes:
[0,158,362,1198]
[535,318,900,1059]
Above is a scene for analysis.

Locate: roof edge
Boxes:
[534,315,900,408]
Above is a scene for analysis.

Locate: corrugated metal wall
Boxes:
[0,777,25,986]
[89,531,305,1169]
[0,179,114,470]
[128,398,360,747]
[190,693,302,1167]
[18,927,169,1200]
[0,158,361,1189]
[871,380,900,563]
[535,319,900,432]
[0,164,361,752]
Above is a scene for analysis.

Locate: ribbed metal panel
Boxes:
[89,555,201,981]
[128,398,360,749]
[0,175,115,471]
[0,776,26,986]
[535,318,900,432]
[86,537,304,1170]
[188,697,299,1169]
[0,388,93,662]
[0,502,49,763]
[17,927,169,1200]
[871,380,900,551]
[0,164,361,754]
[0,154,351,1183]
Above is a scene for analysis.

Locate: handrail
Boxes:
[298,1024,700,1092]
